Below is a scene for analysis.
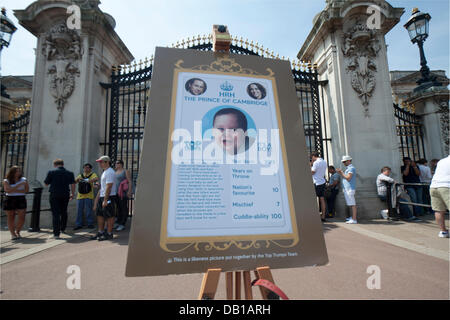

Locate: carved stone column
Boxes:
[14,0,133,184]
[298,0,405,219]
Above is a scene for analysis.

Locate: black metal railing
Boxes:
[393,103,426,161]
[384,181,432,220]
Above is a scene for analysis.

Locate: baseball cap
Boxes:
[96,155,111,162]
[341,155,352,162]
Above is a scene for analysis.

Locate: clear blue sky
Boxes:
[1,0,448,76]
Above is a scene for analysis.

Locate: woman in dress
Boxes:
[3,166,29,240]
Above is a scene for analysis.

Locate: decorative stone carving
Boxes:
[47,61,80,123]
[435,99,449,155]
[342,20,381,116]
[42,22,82,123]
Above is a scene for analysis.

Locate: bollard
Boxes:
[28,187,43,232]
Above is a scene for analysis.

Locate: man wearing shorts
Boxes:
[337,155,358,224]
[311,152,327,222]
[430,156,449,238]
[91,156,117,241]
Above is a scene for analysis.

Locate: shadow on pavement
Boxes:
[321,221,339,233]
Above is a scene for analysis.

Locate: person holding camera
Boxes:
[73,163,98,230]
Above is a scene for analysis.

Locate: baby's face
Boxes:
[213,114,246,154]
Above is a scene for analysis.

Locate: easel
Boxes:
[198,266,283,300]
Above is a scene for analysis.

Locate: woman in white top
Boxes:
[2,166,29,240]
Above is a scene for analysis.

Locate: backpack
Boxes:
[78,173,93,194]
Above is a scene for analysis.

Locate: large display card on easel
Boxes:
[126,47,328,276]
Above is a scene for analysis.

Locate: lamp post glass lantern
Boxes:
[1,7,17,98]
[0,7,17,51]
[404,8,441,91]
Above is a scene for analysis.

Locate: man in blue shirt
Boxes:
[326,166,340,218]
[337,155,358,224]
[44,159,75,238]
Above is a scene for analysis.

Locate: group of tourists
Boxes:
[311,151,449,238]
[376,155,449,236]
[3,152,448,240]
[2,156,133,241]
[310,152,357,224]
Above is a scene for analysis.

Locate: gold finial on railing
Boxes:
[250,40,254,51]
[307,61,312,71]
[150,54,154,64]
[244,38,249,49]
[112,65,117,73]
[302,61,307,70]
[313,62,318,71]
[24,100,31,111]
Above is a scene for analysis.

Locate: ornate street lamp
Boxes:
[404,8,441,92]
[1,8,17,98]
[0,7,17,51]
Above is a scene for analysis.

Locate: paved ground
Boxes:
[0,214,449,299]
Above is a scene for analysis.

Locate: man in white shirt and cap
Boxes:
[337,155,358,224]
[91,155,117,241]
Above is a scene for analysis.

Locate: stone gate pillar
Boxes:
[407,89,449,160]
[14,0,133,183]
[298,0,405,219]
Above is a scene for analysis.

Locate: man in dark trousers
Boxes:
[44,159,75,239]
[401,157,423,216]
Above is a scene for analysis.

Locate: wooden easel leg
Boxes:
[243,271,253,300]
[255,266,275,300]
[235,271,241,300]
[198,268,222,300]
[225,272,233,299]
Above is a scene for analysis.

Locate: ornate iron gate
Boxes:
[393,103,426,161]
[1,103,31,176]
[101,35,326,185]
